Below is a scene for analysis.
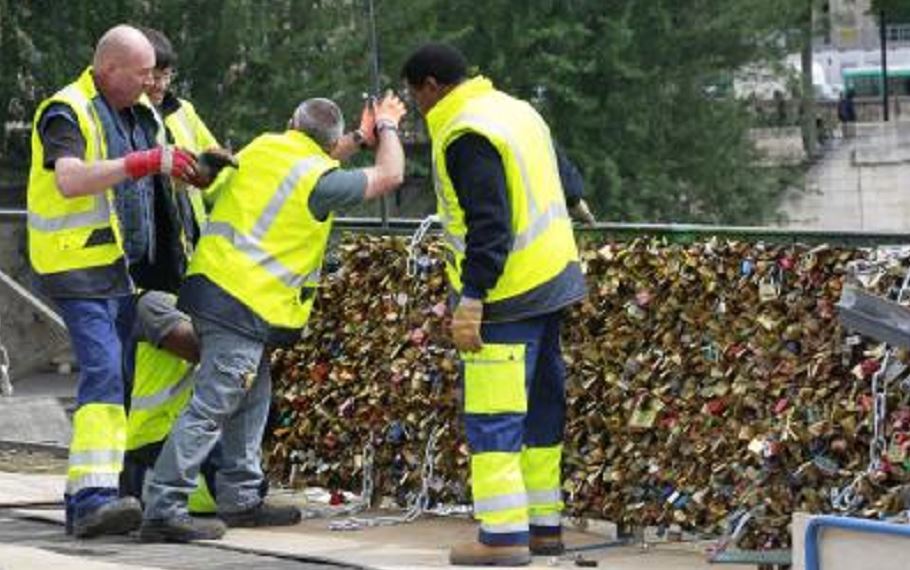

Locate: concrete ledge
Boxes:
[0,397,71,448]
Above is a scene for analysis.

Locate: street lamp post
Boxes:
[367,0,389,228]
[880,10,890,122]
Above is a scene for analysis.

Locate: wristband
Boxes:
[376,120,398,134]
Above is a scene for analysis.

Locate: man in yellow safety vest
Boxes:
[139,93,407,542]
[402,43,587,566]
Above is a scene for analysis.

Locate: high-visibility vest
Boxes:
[126,341,217,513]
[164,98,218,228]
[425,76,579,302]
[27,67,128,285]
[126,342,194,451]
[187,130,338,329]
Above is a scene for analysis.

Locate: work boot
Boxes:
[138,515,227,543]
[72,496,142,539]
[449,542,531,566]
[220,501,301,528]
[529,533,565,556]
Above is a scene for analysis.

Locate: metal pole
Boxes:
[881,10,890,122]
[367,0,389,229]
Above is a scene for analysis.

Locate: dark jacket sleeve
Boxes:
[554,142,583,208]
[445,133,512,301]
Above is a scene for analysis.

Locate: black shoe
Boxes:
[139,515,227,543]
[529,533,565,556]
[220,502,301,528]
[73,497,142,539]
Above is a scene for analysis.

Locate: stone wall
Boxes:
[0,220,71,380]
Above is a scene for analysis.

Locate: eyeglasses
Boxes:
[151,70,177,86]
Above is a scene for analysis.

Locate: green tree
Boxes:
[0,0,817,225]
[870,1,910,22]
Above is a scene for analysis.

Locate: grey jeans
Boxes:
[143,317,270,520]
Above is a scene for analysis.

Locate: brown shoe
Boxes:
[529,533,565,556]
[449,541,531,566]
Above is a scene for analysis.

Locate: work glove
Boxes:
[451,297,483,353]
[194,147,239,186]
[374,90,407,132]
[124,146,198,183]
[355,98,377,148]
[569,198,596,225]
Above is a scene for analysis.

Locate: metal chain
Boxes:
[360,433,375,509]
[0,313,12,397]
[832,258,910,511]
[405,214,439,278]
[329,424,446,530]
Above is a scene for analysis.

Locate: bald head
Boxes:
[92,25,155,109]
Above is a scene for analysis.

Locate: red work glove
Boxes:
[124,146,198,182]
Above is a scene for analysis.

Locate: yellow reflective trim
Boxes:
[68,449,123,467]
[66,472,120,494]
[529,514,561,526]
[462,344,526,414]
[188,475,217,514]
[527,489,561,505]
[473,492,528,514]
[471,451,527,528]
[472,451,524,499]
[480,521,529,534]
[521,445,563,517]
[70,403,126,451]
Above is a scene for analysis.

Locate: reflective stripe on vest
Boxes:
[204,222,321,289]
[28,195,110,232]
[28,80,113,236]
[188,131,337,329]
[130,366,195,412]
[200,155,326,289]
[167,107,196,150]
[426,76,578,302]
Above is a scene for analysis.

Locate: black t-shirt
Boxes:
[38,104,86,169]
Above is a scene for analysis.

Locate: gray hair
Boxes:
[289,98,344,148]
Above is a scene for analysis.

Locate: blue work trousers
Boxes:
[57,295,136,521]
[462,310,567,546]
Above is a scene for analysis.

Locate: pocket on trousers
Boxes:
[462,343,527,414]
[213,352,258,391]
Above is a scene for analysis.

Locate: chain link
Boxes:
[329,424,450,530]
[321,220,454,531]
[405,214,439,278]
[360,433,375,509]
[0,313,12,397]
[832,257,910,512]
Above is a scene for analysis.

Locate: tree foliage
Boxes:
[1,0,809,224]
[870,0,910,23]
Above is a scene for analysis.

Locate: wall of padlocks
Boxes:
[265,234,910,548]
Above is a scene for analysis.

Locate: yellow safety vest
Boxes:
[187,130,338,329]
[126,342,194,451]
[164,98,218,228]
[126,341,217,513]
[425,76,579,302]
[27,67,126,281]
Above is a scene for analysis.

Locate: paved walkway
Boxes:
[779,121,910,232]
[0,473,752,570]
